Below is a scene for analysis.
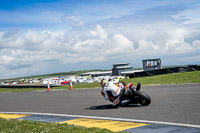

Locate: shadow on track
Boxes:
[85,104,115,110]
[86,104,142,110]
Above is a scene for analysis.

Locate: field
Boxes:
[122,70,200,85]
[0,71,200,92]
[0,118,128,133]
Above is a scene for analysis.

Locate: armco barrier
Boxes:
[132,65,200,78]
[0,85,59,88]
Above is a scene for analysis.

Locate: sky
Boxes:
[0,0,200,79]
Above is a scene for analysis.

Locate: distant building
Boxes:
[142,58,162,71]
[112,63,133,76]
[121,69,144,77]
[80,71,112,77]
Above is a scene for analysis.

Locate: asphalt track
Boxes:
[0,84,200,132]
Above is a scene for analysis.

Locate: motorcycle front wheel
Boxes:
[134,91,151,106]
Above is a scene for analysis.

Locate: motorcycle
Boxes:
[119,82,151,106]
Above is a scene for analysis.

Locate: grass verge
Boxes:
[0,71,200,92]
[121,71,200,85]
[0,118,128,133]
[0,88,44,92]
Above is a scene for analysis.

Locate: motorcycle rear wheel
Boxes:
[134,91,151,106]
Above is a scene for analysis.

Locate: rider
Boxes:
[100,79,141,107]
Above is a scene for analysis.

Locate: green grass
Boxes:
[0,82,100,92]
[0,88,45,92]
[121,71,200,85]
[0,118,128,133]
[0,71,200,92]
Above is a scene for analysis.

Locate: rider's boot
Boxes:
[136,82,141,91]
[121,100,131,106]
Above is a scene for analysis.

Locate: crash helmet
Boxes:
[100,79,108,88]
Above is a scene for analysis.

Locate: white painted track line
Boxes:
[1,112,200,128]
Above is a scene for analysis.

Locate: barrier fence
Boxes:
[130,65,200,78]
[0,85,59,89]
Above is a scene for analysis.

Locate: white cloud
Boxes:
[106,34,134,55]
[192,40,200,49]
[0,24,135,78]
[1,55,15,65]
[164,40,193,54]
[136,40,160,55]
[2,1,200,79]
[90,25,107,39]
[0,30,24,48]
[96,25,107,39]
[61,15,84,28]
[1,21,200,79]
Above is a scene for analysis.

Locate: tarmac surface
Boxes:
[0,84,200,132]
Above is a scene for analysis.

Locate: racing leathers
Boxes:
[101,81,128,106]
